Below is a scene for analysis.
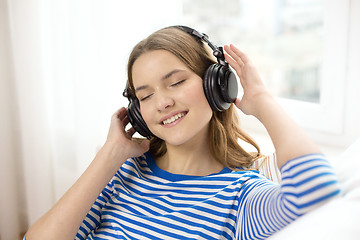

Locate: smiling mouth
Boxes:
[162,112,187,125]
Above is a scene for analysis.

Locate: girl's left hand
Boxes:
[224,44,272,117]
[224,45,322,168]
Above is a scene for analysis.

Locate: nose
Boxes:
[155,92,175,112]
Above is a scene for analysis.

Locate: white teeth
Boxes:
[162,113,185,125]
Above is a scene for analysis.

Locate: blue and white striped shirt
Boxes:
[76,152,340,239]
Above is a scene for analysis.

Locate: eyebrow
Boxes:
[135,69,185,93]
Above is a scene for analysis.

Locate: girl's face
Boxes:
[132,50,213,147]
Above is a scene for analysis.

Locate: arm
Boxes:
[224,44,321,168]
[75,178,115,239]
[237,154,340,239]
[225,45,340,239]
[26,108,149,240]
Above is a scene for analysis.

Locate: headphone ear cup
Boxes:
[127,97,153,139]
[203,64,226,111]
[220,68,238,103]
[203,64,237,111]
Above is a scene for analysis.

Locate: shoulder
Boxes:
[116,151,166,184]
[225,168,271,187]
[118,152,151,176]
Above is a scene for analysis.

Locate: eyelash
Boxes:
[140,94,153,102]
[171,79,185,87]
[139,80,186,102]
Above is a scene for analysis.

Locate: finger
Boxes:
[112,107,127,121]
[229,44,251,64]
[224,52,242,73]
[126,127,136,137]
[122,114,130,127]
[224,45,245,67]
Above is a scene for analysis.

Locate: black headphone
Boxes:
[123,26,238,139]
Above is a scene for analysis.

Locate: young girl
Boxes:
[25,26,340,240]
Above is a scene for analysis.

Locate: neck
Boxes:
[156,134,224,176]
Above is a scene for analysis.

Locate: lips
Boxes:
[160,111,188,125]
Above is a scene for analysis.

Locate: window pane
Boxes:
[182,0,324,103]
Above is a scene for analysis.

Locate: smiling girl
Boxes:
[25,26,340,240]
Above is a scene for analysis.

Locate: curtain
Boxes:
[0,0,181,238]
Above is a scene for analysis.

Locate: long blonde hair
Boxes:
[127,26,261,169]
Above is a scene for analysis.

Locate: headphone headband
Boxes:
[174,26,227,66]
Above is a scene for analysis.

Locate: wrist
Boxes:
[96,141,130,170]
[251,91,276,120]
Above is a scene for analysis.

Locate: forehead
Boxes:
[131,50,188,87]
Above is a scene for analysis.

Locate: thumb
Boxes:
[234,98,242,109]
[140,139,150,152]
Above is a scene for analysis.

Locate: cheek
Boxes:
[184,82,211,109]
[139,105,153,125]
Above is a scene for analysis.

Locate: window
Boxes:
[181,0,350,134]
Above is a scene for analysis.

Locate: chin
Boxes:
[150,117,212,147]
[157,134,190,147]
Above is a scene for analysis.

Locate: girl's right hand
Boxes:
[104,107,150,162]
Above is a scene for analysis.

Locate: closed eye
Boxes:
[170,79,185,87]
[139,93,153,102]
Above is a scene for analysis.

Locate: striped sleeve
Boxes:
[75,177,115,240]
[236,153,341,239]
